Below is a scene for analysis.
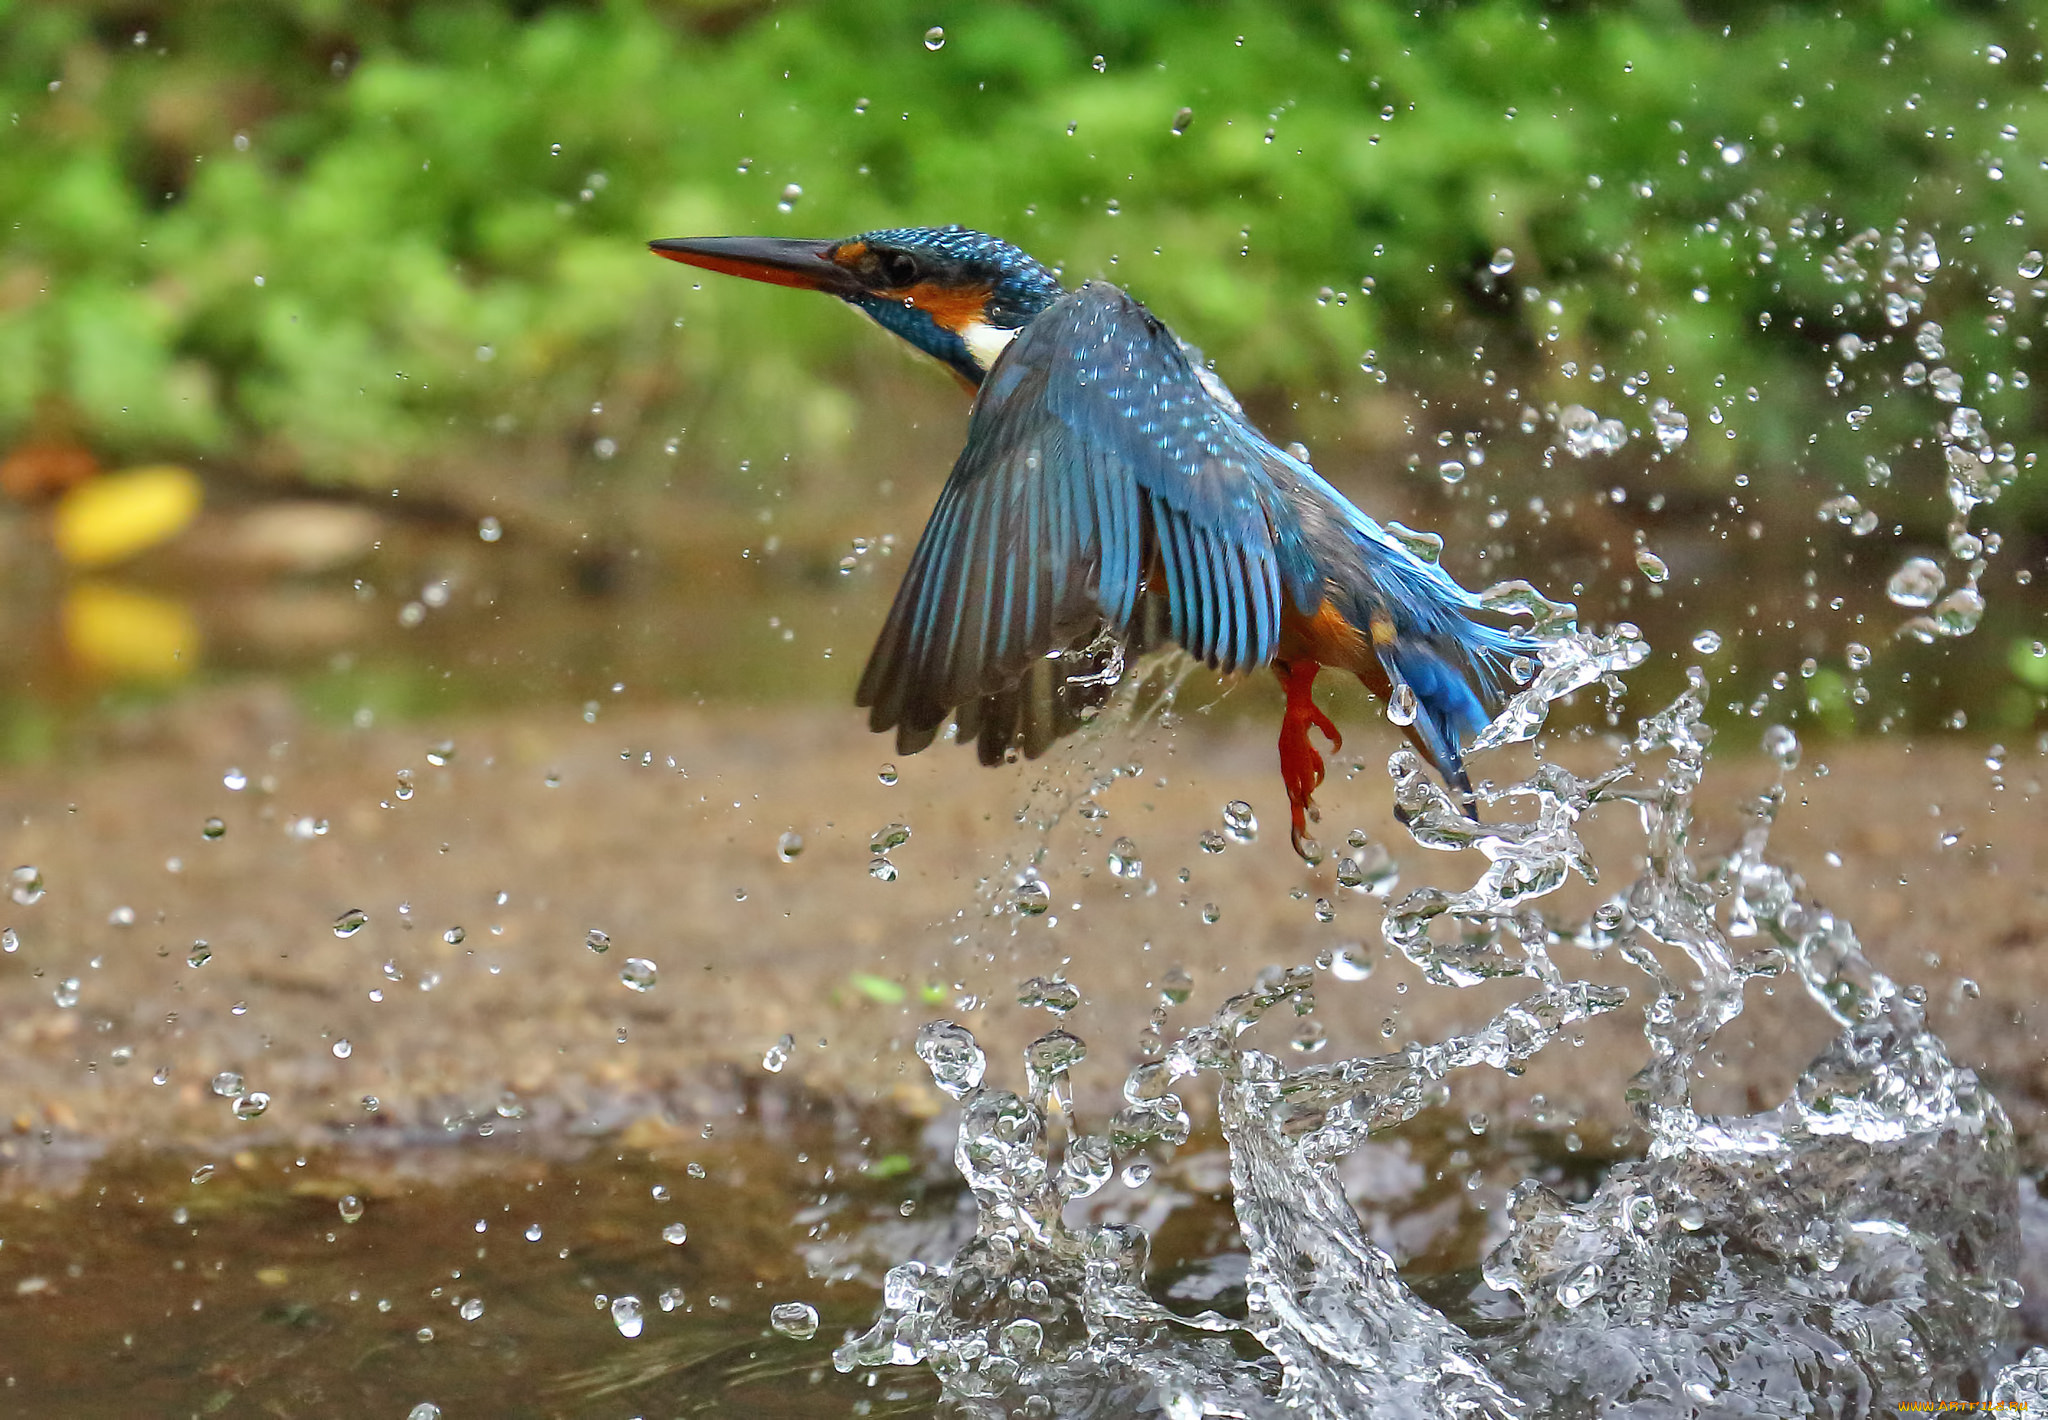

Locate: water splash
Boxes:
[832,628,2025,1415]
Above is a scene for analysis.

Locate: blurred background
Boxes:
[1,0,2042,754]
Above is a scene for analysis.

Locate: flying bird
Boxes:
[651,225,1559,855]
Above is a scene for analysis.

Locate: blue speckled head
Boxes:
[649,224,1064,387]
[831,225,1065,386]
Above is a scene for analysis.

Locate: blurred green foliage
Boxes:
[1,0,2041,514]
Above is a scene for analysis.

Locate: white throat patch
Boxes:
[960,319,1020,373]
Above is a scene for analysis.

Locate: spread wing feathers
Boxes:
[857,283,1284,761]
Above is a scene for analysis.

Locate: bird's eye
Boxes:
[878,251,922,287]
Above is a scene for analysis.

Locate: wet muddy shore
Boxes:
[2,688,2042,1194]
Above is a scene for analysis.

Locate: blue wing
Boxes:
[857,282,1287,762]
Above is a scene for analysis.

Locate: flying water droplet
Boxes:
[923,26,945,50]
[201,817,226,840]
[777,183,802,213]
[611,1295,644,1338]
[52,977,79,1008]
[1886,556,1945,608]
[1222,801,1257,843]
[1488,247,1515,275]
[763,1033,794,1072]
[584,928,610,954]
[776,831,804,862]
[1171,107,1194,135]
[232,1092,270,1121]
[9,866,45,906]
[1762,724,1801,771]
[876,763,898,786]
[332,1038,352,1059]
[914,1020,986,1098]
[333,908,368,938]
[1388,683,1419,726]
[338,1195,364,1223]
[1012,879,1051,915]
[662,1221,688,1245]
[868,857,898,882]
[1328,943,1376,981]
[187,941,211,967]
[212,1071,244,1098]
[1650,397,1689,450]
[1634,549,1669,583]
[1018,977,1081,1014]
[619,958,659,992]
[1691,629,1723,655]
[771,1301,820,1339]
[870,823,911,853]
[1107,837,1143,879]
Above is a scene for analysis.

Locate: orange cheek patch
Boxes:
[831,241,869,268]
[902,280,994,333]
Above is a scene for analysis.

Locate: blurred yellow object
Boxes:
[52,464,203,568]
[62,582,200,681]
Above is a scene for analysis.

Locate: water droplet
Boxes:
[1886,556,1945,608]
[870,822,911,853]
[1091,53,1106,72]
[776,831,804,862]
[777,182,803,214]
[8,866,45,906]
[1012,879,1051,915]
[1329,944,1376,981]
[662,1221,689,1245]
[190,1163,216,1184]
[1691,629,1723,655]
[1650,398,1689,450]
[1437,458,1466,485]
[52,977,79,1008]
[1201,902,1221,924]
[1107,837,1143,879]
[1,928,17,953]
[187,941,211,968]
[876,763,899,786]
[1762,724,1801,771]
[333,908,368,938]
[338,1195,364,1223]
[201,817,226,840]
[223,767,248,791]
[1488,247,1515,275]
[457,1296,483,1321]
[1018,977,1081,1014]
[1291,1019,1328,1053]
[477,515,502,543]
[1634,549,1669,583]
[915,1020,986,1098]
[763,1033,794,1072]
[1171,107,1194,135]
[233,1092,270,1121]
[770,1300,819,1339]
[620,958,659,992]
[1931,588,1984,637]
[611,1294,644,1338]
[923,25,945,50]
[408,1404,440,1420]
[1388,683,1419,726]
[868,857,898,882]
[584,928,611,954]
[1222,801,1257,843]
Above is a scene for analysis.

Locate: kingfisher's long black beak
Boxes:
[648,236,862,295]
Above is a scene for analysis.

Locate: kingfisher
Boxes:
[650,225,1561,856]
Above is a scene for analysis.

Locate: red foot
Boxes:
[1275,660,1342,858]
